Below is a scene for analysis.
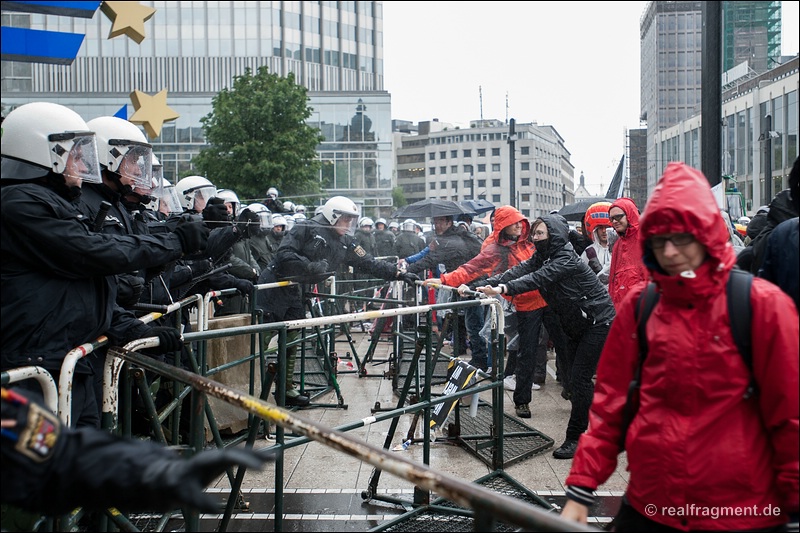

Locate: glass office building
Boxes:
[1,1,393,208]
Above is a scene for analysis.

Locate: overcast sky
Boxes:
[382,1,800,196]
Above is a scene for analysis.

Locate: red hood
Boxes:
[610,197,641,237]
[639,162,737,276]
[491,205,530,241]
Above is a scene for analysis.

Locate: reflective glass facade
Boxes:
[1,1,392,207]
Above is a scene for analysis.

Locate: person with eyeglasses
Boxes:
[560,162,799,532]
[606,198,648,308]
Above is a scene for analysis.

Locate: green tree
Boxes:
[392,186,407,209]
[193,66,324,201]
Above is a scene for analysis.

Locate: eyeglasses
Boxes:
[609,214,626,223]
[650,233,696,249]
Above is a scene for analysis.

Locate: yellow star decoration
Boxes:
[100,1,156,44]
[129,89,180,139]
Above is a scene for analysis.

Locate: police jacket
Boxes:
[567,162,798,531]
[373,228,396,257]
[406,225,482,276]
[270,216,398,285]
[1,182,185,374]
[484,214,615,337]
[250,230,282,271]
[395,230,425,259]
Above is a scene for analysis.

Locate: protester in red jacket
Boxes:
[423,206,546,419]
[561,162,799,531]
[607,197,648,308]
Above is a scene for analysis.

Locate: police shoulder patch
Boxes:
[16,403,60,463]
[353,245,367,257]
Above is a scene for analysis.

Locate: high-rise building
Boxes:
[639,1,783,192]
[1,1,393,209]
[394,119,574,219]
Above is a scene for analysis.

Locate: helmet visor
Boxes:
[108,139,152,189]
[335,213,358,236]
[158,182,184,215]
[48,132,102,184]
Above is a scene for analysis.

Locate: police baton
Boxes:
[92,201,112,232]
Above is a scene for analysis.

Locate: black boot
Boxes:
[552,438,579,459]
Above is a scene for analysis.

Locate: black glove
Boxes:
[307,259,329,276]
[396,271,421,285]
[188,258,212,277]
[145,326,183,353]
[140,447,269,512]
[202,197,229,225]
[116,274,145,308]
[174,221,210,255]
[236,208,260,239]
[233,278,254,296]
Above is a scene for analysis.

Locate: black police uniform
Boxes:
[1,182,186,426]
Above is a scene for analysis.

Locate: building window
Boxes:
[477,179,486,187]
[492,194,501,203]
[451,165,458,173]
[451,150,458,158]
[430,182,436,190]
[521,146,530,155]
[463,179,472,188]
[521,193,531,202]
[477,164,486,172]
[464,164,473,173]
[440,166,447,174]
[439,151,446,159]
[429,153,435,160]
[491,147,500,156]
[521,162,530,171]
[521,178,530,186]
[440,181,447,189]
[463,149,471,157]
[522,209,531,217]
[451,180,458,189]
[477,148,486,157]
[492,164,501,172]
[492,179,501,187]
[429,167,435,175]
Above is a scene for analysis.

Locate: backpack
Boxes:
[618,268,753,452]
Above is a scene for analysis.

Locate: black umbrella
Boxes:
[460,199,496,215]
[391,199,476,220]
[558,198,616,222]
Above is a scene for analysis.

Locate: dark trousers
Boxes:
[543,307,569,387]
[511,308,544,406]
[564,322,610,441]
[464,304,487,364]
[534,325,549,384]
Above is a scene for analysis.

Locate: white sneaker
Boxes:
[503,375,517,391]
[531,383,541,390]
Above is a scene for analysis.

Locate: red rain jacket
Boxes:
[607,197,648,307]
[440,206,546,312]
[566,162,799,531]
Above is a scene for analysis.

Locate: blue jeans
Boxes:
[464,304,487,364]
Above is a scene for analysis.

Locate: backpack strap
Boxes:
[618,282,659,452]
[727,268,755,397]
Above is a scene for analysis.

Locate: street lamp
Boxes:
[508,118,517,208]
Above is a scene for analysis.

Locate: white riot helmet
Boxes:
[216,188,241,217]
[86,116,152,189]
[266,186,279,199]
[284,214,296,231]
[1,102,102,183]
[243,202,272,230]
[282,200,296,213]
[738,216,751,225]
[314,205,325,216]
[294,204,306,214]
[320,196,359,236]
[157,178,183,216]
[133,153,163,210]
[375,217,387,229]
[402,219,416,231]
[359,216,374,229]
[389,221,400,231]
[175,175,217,212]
[271,214,288,229]
[293,212,307,221]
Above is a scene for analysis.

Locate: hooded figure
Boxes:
[562,162,799,531]
[431,206,548,418]
[607,197,648,308]
[476,214,614,458]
